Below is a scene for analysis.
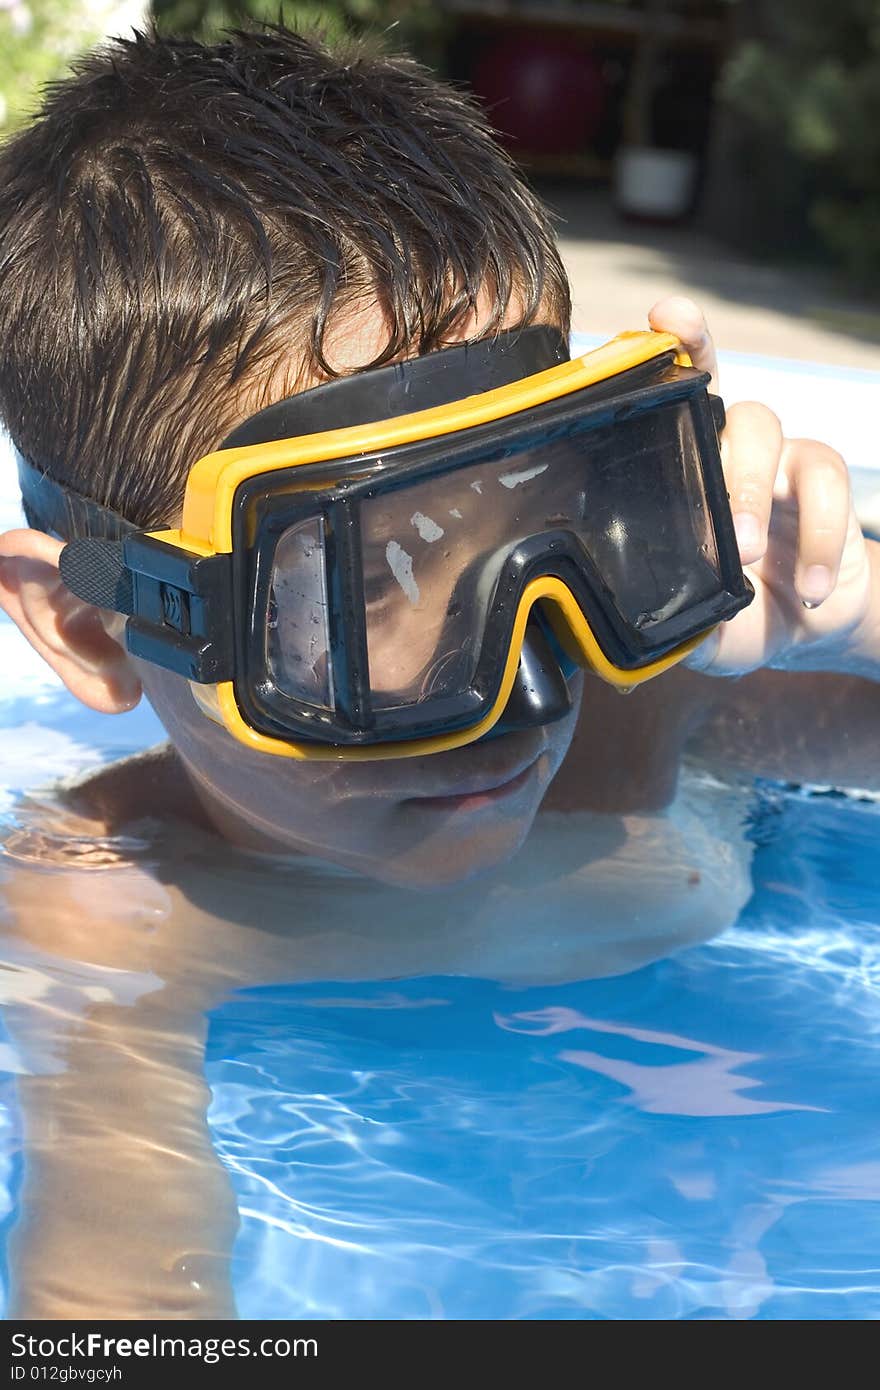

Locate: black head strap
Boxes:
[16,447,137,612]
[16,446,135,544]
[219,325,569,448]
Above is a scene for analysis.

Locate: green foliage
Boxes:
[719,0,880,282]
[0,0,110,134]
[151,0,445,64]
[0,0,445,140]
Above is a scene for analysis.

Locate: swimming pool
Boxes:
[1,347,879,1320]
[211,789,880,1321]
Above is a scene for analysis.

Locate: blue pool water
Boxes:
[206,785,880,1320]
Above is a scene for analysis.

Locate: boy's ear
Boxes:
[0,528,142,713]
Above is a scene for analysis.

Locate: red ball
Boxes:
[471,31,605,157]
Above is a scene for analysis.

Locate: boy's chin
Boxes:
[362,808,537,890]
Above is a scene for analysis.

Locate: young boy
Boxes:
[0,24,877,1321]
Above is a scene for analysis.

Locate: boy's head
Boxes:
[0,22,569,532]
[0,23,579,886]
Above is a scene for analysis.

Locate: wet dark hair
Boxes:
[0,23,570,534]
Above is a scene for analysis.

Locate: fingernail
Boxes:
[733,512,761,556]
[801,564,832,606]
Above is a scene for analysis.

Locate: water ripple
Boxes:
[200,785,880,1319]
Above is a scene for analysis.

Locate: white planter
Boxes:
[614,145,698,220]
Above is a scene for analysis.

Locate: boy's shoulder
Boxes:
[53,744,207,838]
[0,744,212,911]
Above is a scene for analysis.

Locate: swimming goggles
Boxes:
[18,327,753,761]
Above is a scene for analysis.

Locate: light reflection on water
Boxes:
[197,788,880,1320]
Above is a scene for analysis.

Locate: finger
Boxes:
[682,582,789,677]
[719,401,784,565]
[781,438,852,607]
[647,295,718,390]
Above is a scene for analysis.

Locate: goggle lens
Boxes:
[266,516,334,708]
[266,397,723,718]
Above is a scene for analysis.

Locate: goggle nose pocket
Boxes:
[483,608,575,740]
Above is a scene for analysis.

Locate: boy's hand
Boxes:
[648,296,879,678]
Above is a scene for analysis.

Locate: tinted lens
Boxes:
[360,480,510,710]
[582,401,719,626]
[265,517,334,708]
[359,399,720,707]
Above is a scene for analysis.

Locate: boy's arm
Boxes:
[683,664,880,791]
[683,539,880,790]
[0,855,245,1319]
[0,838,318,1321]
[6,995,240,1320]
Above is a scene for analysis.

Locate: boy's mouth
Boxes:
[404,755,543,814]
[396,732,548,808]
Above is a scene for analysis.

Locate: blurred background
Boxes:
[1,0,879,367]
